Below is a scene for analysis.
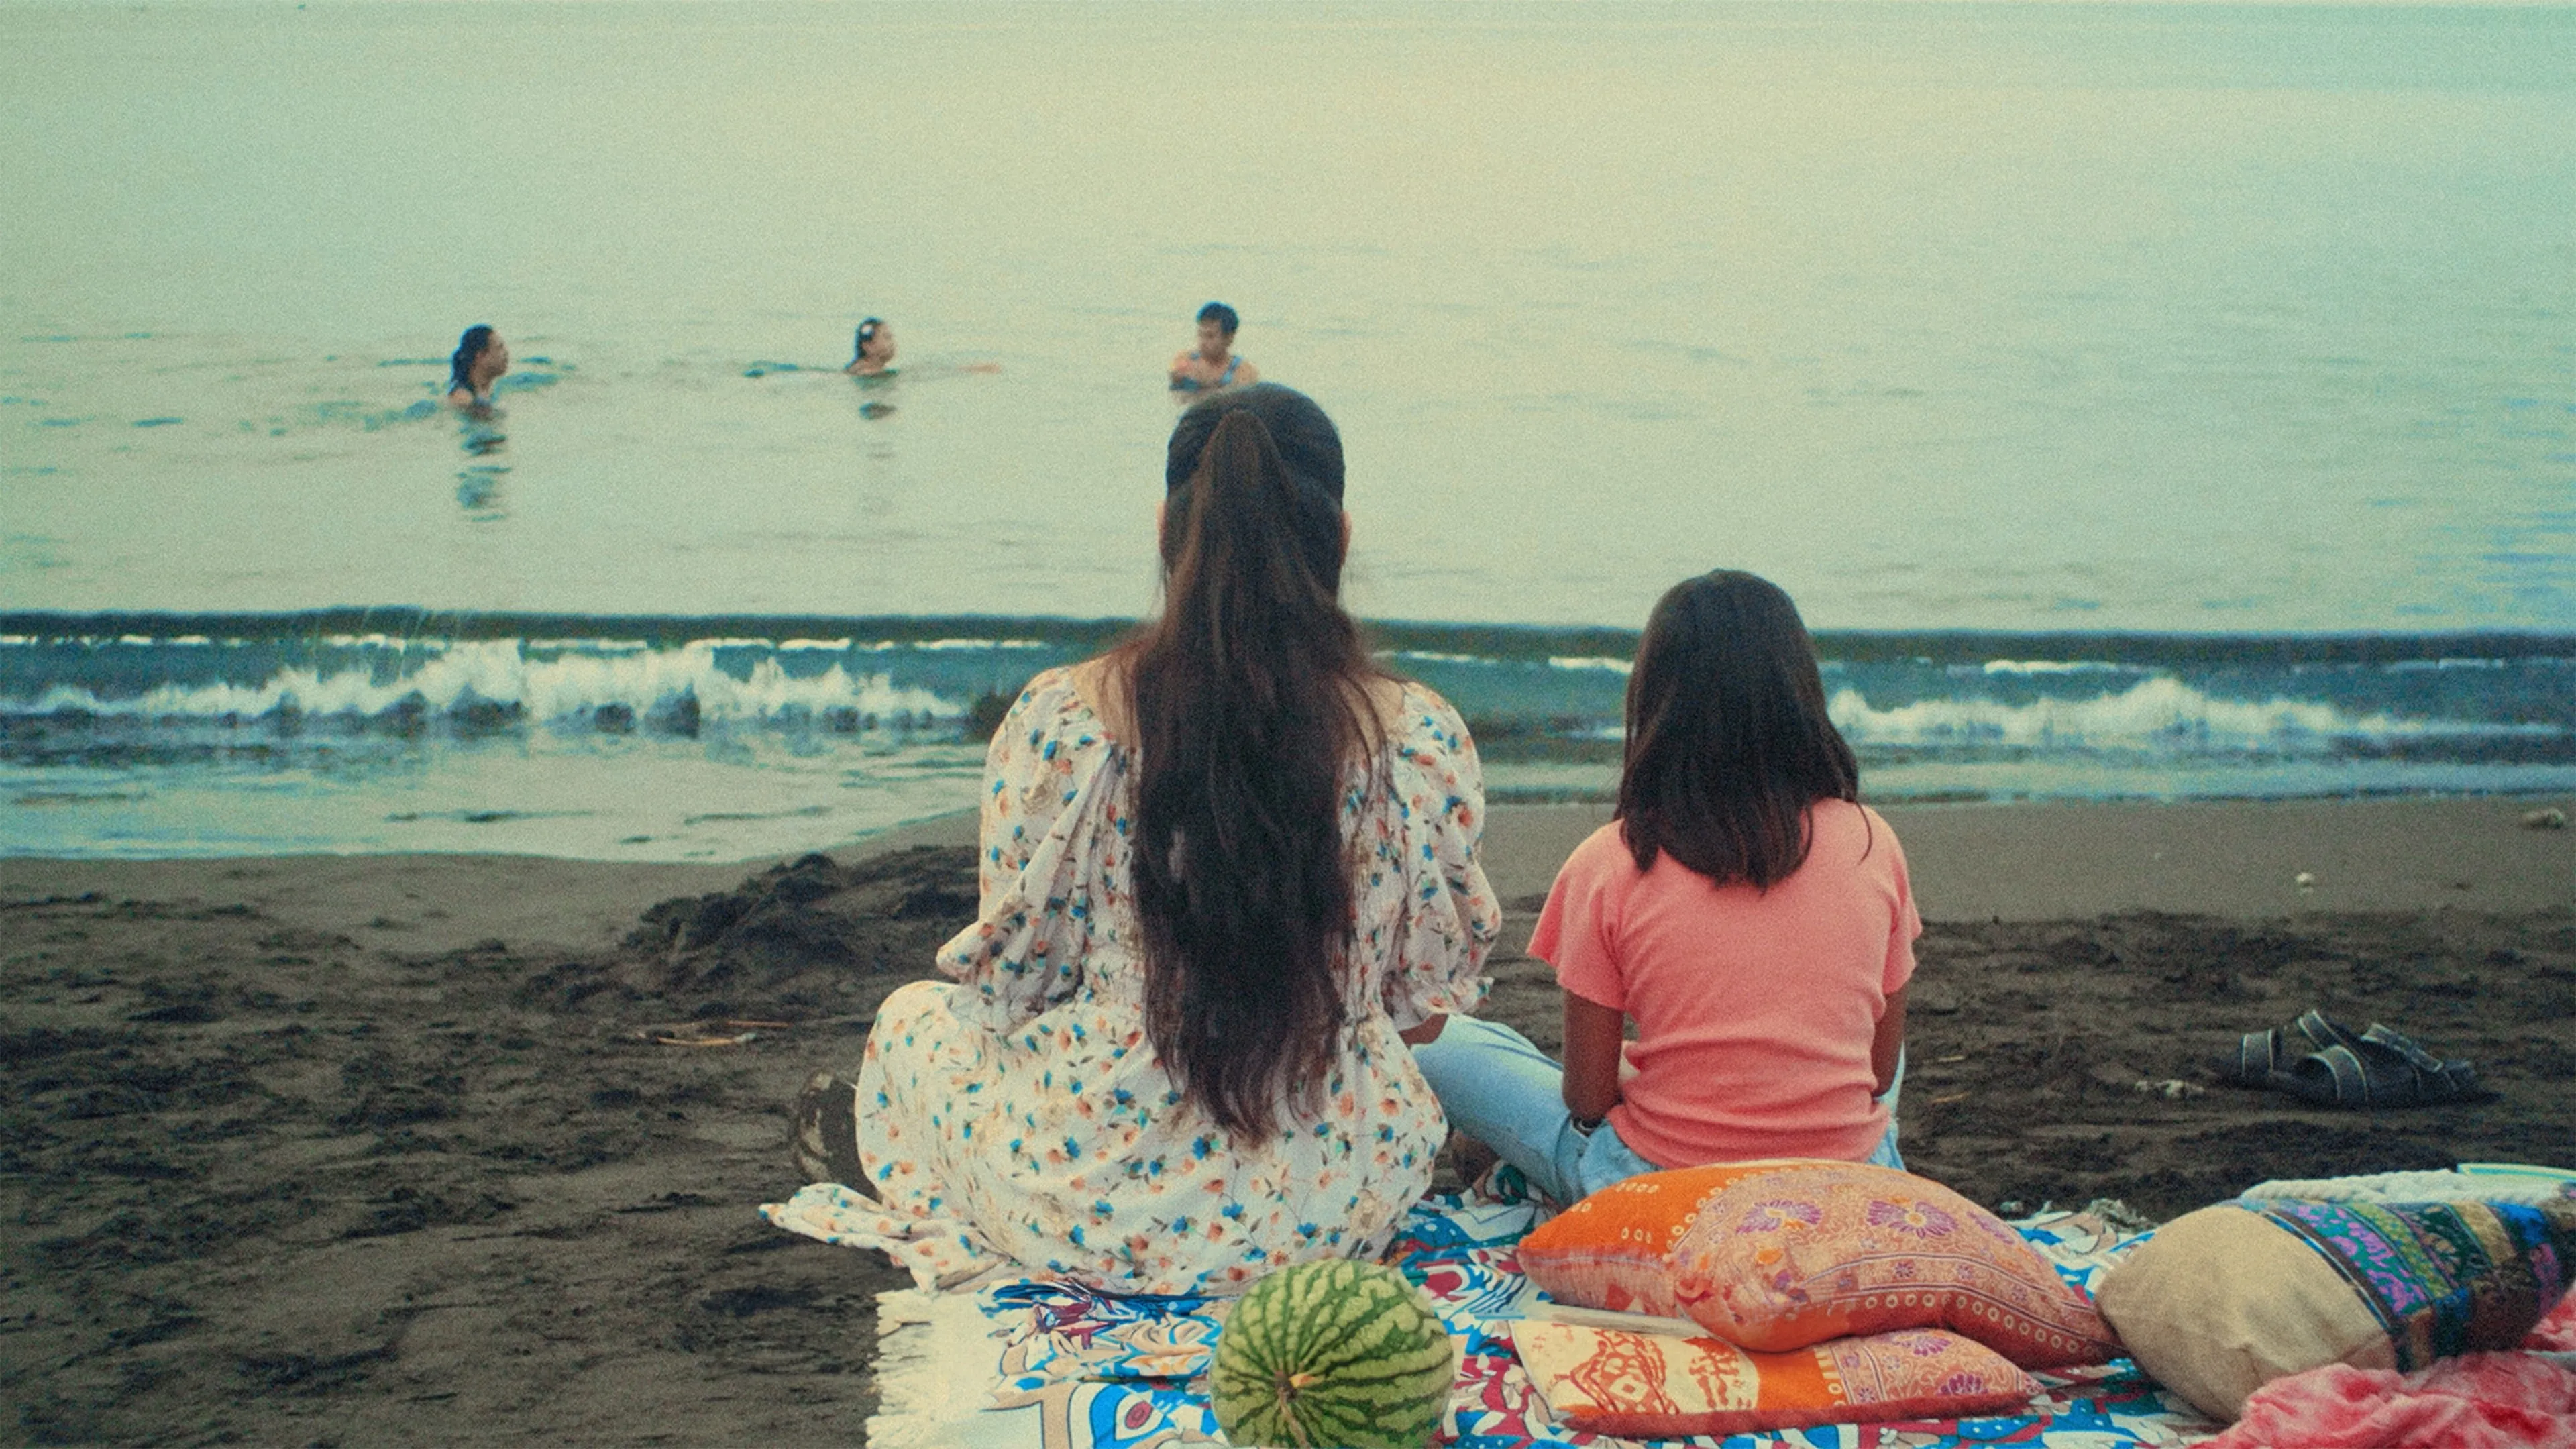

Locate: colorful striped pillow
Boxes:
[2095,1196,2576,1421]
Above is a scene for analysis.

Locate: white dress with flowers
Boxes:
[845,665,1501,1295]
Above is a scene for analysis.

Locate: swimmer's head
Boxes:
[1195,301,1240,339]
[852,317,894,368]
[450,325,505,391]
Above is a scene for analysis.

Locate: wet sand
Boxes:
[3,796,2569,1444]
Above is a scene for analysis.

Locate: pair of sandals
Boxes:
[2230,1010,2481,1109]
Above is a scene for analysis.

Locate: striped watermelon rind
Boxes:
[1212,1259,1456,1449]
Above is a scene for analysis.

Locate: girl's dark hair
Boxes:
[449,325,494,392]
[1617,570,1860,888]
[1122,383,1382,1140]
[851,317,883,363]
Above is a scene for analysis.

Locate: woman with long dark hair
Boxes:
[446,325,508,408]
[791,384,1500,1293]
[1411,570,1918,1206]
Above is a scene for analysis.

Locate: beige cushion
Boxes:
[2093,1203,2392,1421]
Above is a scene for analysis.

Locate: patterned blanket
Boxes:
[769,1184,2226,1449]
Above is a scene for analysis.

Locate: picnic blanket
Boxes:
[768,1184,2225,1448]
[2239,1163,2576,1209]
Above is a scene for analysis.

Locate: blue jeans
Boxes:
[1409,1014,1905,1205]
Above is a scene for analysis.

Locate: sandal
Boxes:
[2229,1010,2363,1087]
[2270,1044,2408,1108]
[2268,1023,2480,1110]
[2357,1023,2481,1103]
[791,1071,868,1187]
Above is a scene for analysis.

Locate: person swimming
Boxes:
[447,325,510,409]
[1169,301,1258,392]
[845,317,896,376]
[831,316,998,383]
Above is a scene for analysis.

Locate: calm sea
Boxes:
[4,2,2572,859]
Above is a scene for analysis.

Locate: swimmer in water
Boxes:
[845,317,896,376]
[1169,301,1258,392]
[447,325,509,409]
[833,317,998,380]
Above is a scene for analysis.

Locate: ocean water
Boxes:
[3,3,2572,859]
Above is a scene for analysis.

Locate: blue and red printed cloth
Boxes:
[779,1183,2226,1449]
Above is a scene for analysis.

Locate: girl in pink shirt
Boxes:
[1411,570,1919,1204]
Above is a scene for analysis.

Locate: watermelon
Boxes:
[1211,1258,1456,1449]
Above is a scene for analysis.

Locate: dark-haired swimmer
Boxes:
[447,325,510,409]
[845,318,896,377]
[1168,301,1258,392]
[835,317,998,380]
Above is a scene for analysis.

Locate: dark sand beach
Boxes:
[3,798,2571,1445]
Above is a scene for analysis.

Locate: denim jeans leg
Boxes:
[1408,1015,1590,1205]
[1572,1117,1664,1199]
[1866,1046,1907,1170]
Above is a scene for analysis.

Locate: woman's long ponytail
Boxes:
[1126,386,1382,1141]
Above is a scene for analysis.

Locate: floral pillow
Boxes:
[1515,1320,2037,1437]
[1518,1160,2121,1369]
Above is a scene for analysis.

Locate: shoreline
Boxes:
[1481,796,2576,916]
[10,623,2573,865]
[5,797,2563,949]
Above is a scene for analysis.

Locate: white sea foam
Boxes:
[1978,659,2132,676]
[1383,650,1487,665]
[2387,657,2530,673]
[1548,655,1635,676]
[322,633,433,650]
[839,637,1047,653]
[525,638,650,653]
[1829,676,2562,754]
[18,639,961,727]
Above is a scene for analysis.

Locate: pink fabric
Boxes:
[1528,803,1919,1167]
[2207,1354,2576,1449]
[2528,1294,2576,1352]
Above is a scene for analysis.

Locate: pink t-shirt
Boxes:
[1529,800,1921,1168]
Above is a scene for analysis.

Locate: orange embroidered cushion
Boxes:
[1515,1320,2037,1438]
[1518,1160,2120,1368]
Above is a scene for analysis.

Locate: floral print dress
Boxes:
[847,665,1501,1295]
